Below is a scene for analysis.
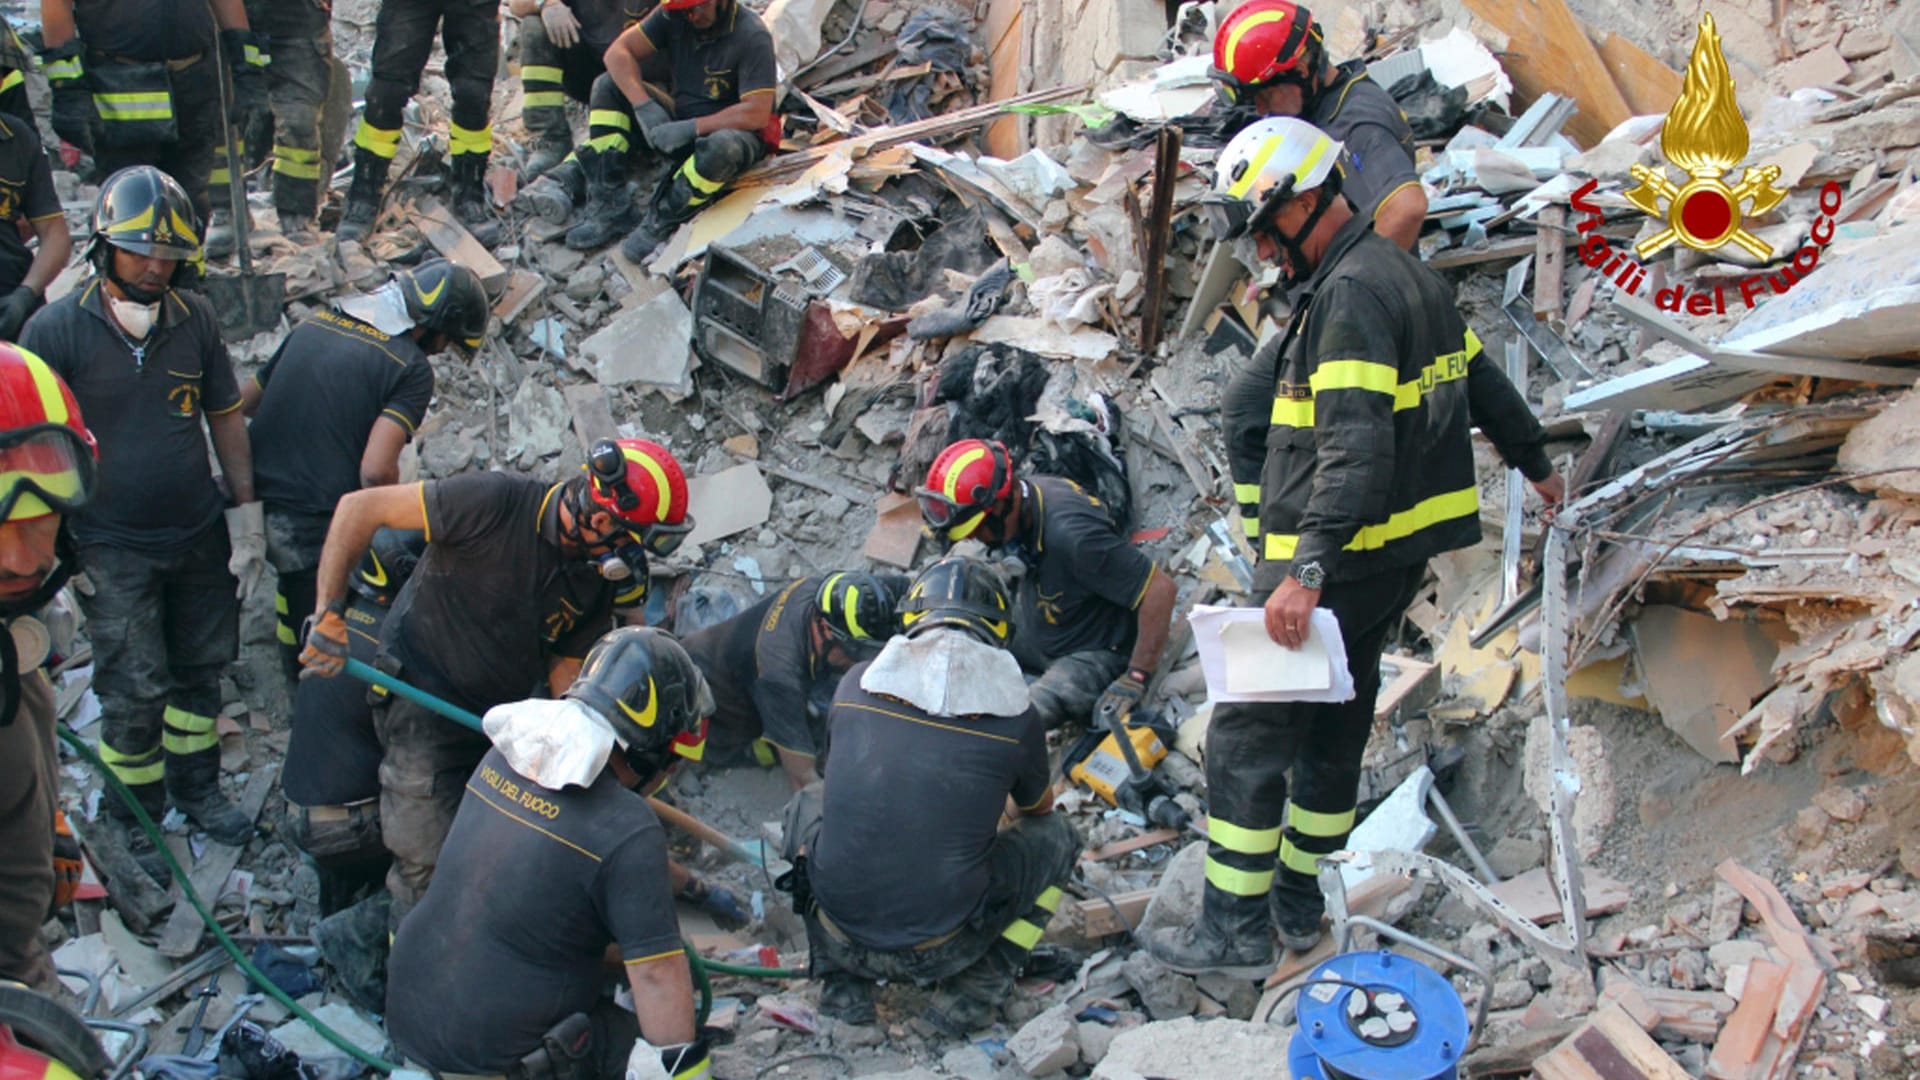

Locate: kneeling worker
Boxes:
[387,627,713,1080]
[681,571,903,791]
[791,557,1081,1035]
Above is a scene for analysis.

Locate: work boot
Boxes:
[920,942,1019,1036]
[515,163,579,225]
[312,892,391,1013]
[564,151,639,250]
[1271,888,1324,954]
[617,213,674,264]
[171,786,256,846]
[102,811,173,888]
[335,149,390,243]
[449,152,501,246]
[276,210,319,246]
[523,129,573,180]
[817,974,876,1026]
[1148,917,1276,978]
[204,210,236,259]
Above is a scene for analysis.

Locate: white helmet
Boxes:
[1203,116,1345,242]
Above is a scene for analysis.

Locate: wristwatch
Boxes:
[1289,560,1326,591]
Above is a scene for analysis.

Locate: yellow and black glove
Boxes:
[298,604,350,678]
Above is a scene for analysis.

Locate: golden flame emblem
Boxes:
[1623,14,1788,259]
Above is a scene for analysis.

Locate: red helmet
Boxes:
[918,439,1015,542]
[659,0,715,10]
[582,438,694,556]
[0,343,97,523]
[1212,0,1324,105]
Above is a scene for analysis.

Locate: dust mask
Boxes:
[108,296,160,340]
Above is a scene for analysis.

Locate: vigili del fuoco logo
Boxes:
[1568,13,1845,316]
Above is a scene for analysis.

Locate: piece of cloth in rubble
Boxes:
[934,343,1050,451]
[881,11,975,124]
[848,206,1000,312]
[482,697,615,790]
[335,282,415,337]
[859,627,1029,718]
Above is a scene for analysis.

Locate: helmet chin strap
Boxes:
[1263,188,1332,281]
[101,250,168,304]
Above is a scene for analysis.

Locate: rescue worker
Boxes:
[338,0,502,244]
[39,0,270,225]
[385,627,712,1080]
[917,439,1177,731]
[524,0,776,258]
[0,111,74,343]
[1149,118,1563,975]
[0,344,97,993]
[508,0,664,179]
[297,437,694,934]
[788,557,1079,1034]
[0,23,31,120]
[21,166,265,883]
[208,0,341,251]
[281,528,423,916]
[1209,0,1426,250]
[241,260,484,679]
[681,570,904,792]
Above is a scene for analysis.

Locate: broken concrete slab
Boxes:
[268,1000,388,1061]
[506,381,569,463]
[580,289,696,393]
[970,316,1119,362]
[1490,866,1632,926]
[862,492,922,569]
[1091,1016,1294,1079]
[684,465,774,548]
[1774,44,1852,93]
[1838,384,1920,499]
[1719,221,1920,359]
[1008,1004,1079,1076]
[1631,606,1779,764]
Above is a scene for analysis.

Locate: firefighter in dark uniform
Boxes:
[508,0,664,180]
[298,438,695,935]
[207,0,342,251]
[20,167,265,883]
[917,439,1178,732]
[338,0,503,244]
[787,557,1080,1034]
[0,345,97,993]
[40,0,270,226]
[0,23,32,120]
[281,528,424,915]
[537,0,776,258]
[1149,118,1564,976]
[681,570,904,792]
[0,112,74,343]
[241,259,485,681]
[385,628,713,1080]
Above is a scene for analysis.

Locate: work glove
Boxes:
[298,606,349,679]
[41,42,95,154]
[538,0,582,49]
[1093,670,1147,726]
[225,502,269,603]
[0,284,41,341]
[646,119,697,156]
[632,98,671,137]
[658,1040,712,1080]
[220,29,271,125]
[52,809,83,909]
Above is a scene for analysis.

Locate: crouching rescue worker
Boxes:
[281,528,424,916]
[508,0,665,179]
[785,557,1080,1035]
[299,438,695,944]
[681,570,904,791]
[918,439,1177,731]
[0,344,96,993]
[243,259,484,680]
[1149,118,1563,976]
[386,627,713,1080]
[519,0,776,259]
[22,167,264,884]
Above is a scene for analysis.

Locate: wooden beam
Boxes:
[1460,0,1633,147]
[156,768,277,958]
[413,198,508,294]
[1082,829,1182,863]
[1595,33,1684,117]
[1138,126,1182,355]
[1064,888,1154,938]
[1534,205,1567,322]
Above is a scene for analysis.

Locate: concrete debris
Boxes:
[683,465,775,548]
[1007,1004,1078,1076]
[580,289,697,394]
[1090,1017,1294,1080]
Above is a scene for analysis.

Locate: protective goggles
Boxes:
[635,517,695,558]
[914,487,995,541]
[1208,66,1309,108]
[0,425,96,523]
[1199,175,1300,243]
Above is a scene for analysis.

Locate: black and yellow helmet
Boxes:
[565,627,714,778]
[350,527,425,606]
[86,165,202,265]
[815,571,902,646]
[897,556,1013,646]
[394,259,489,358]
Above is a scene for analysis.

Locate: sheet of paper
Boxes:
[1189,604,1356,704]
[1220,618,1332,693]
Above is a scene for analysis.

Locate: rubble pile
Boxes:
[30,0,1920,1075]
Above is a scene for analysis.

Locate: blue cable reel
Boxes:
[1284,917,1486,1080]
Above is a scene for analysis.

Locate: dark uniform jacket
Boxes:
[1260,214,1550,584]
[1309,60,1421,222]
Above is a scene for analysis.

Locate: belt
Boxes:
[815,907,963,952]
[301,800,375,823]
[102,52,204,71]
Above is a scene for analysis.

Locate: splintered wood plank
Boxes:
[1596,33,1685,117]
[1706,959,1787,1077]
[156,768,277,957]
[413,197,508,293]
[1536,1003,1695,1080]
[1461,0,1633,146]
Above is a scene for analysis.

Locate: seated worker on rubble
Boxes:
[783,556,1082,1035]
[516,0,778,261]
[918,438,1177,731]
[681,571,906,792]
[507,0,670,180]
[386,627,715,1080]
[283,528,423,918]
